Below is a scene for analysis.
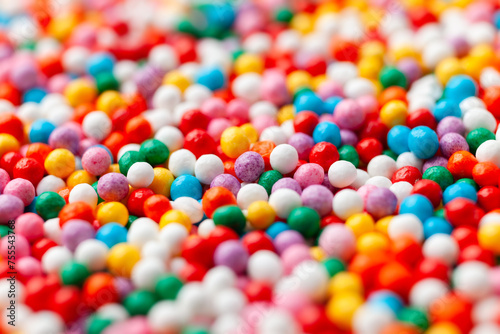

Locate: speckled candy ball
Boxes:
[82,146,112,176]
[214,240,249,274]
[234,151,265,182]
[15,212,44,242]
[3,178,35,206]
[61,219,96,251]
[210,174,241,197]
[333,99,365,130]
[439,133,469,158]
[0,194,24,223]
[288,133,315,160]
[293,163,324,189]
[0,168,10,193]
[97,172,129,202]
[48,126,81,153]
[301,185,334,217]
[365,187,398,219]
[437,116,466,137]
[272,177,302,194]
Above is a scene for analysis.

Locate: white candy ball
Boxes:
[43,218,61,244]
[69,183,98,208]
[328,160,357,188]
[131,257,166,290]
[17,102,40,123]
[352,305,394,334]
[197,219,215,237]
[423,233,459,266]
[159,222,188,255]
[149,45,179,72]
[82,111,112,141]
[290,260,329,302]
[238,184,269,210]
[472,297,500,324]
[62,46,90,74]
[327,62,358,86]
[332,189,364,220]
[248,250,283,285]
[203,266,237,296]
[194,154,224,184]
[117,144,140,161]
[390,181,413,205]
[453,261,492,301]
[152,85,182,110]
[257,310,299,334]
[155,125,184,152]
[143,109,174,133]
[463,108,496,133]
[127,162,155,188]
[269,188,302,219]
[249,101,278,120]
[260,126,288,145]
[476,140,500,167]
[96,303,129,322]
[127,217,159,249]
[148,301,184,333]
[184,84,212,106]
[270,144,299,174]
[24,311,64,334]
[471,324,500,334]
[368,155,398,179]
[213,288,247,316]
[396,152,423,171]
[388,213,424,242]
[36,175,65,195]
[365,176,392,188]
[232,73,262,103]
[172,197,203,223]
[409,278,449,309]
[243,32,272,54]
[168,149,196,177]
[177,282,210,319]
[141,240,169,261]
[113,60,137,83]
[344,78,376,98]
[42,246,72,274]
[351,169,369,189]
[74,239,108,271]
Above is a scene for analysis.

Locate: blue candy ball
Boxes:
[96,223,128,248]
[407,126,439,159]
[265,221,289,239]
[443,182,477,204]
[323,96,342,115]
[444,75,477,103]
[387,125,411,155]
[23,87,47,103]
[423,217,453,239]
[399,194,434,222]
[170,174,203,200]
[432,99,461,122]
[29,119,56,144]
[294,91,324,115]
[196,67,225,91]
[86,52,116,77]
[368,290,404,314]
[313,122,341,147]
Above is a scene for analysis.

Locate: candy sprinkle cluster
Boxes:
[2,0,500,333]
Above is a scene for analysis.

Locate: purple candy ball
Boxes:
[61,219,96,251]
[437,116,466,137]
[82,147,112,176]
[439,133,469,158]
[234,151,265,182]
[274,230,305,254]
[97,172,129,202]
[0,168,11,194]
[48,126,81,154]
[272,177,302,194]
[423,156,449,173]
[340,129,358,146]
[301,185,334,217]
[210,174,241,197]
[365,187,398,219]
[0,194,24,224]
[213,240,249,274]
[288,133,315,160]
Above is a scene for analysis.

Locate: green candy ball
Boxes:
[397,307,429,331]
[455,178,479,190]
[379,66,408,89]
[35,191,66,220]
[95,72,119,93]
[383,149,398,161]
[338,145,360,167]
[287,206,320,238]
[60,261,90,287]
[140,139,170,165]
[0,225,13,238]
[182,326,209,334]
[118,151,146,175]
[92,181,105,204]
[212,205,246,234]
[258,170,283,195]
[322,258,346,277]
[86,316,113,334]
[466,127,495,154]
[275,7,294,23]
[423,166,454,191]
[155,274,183,300]
[123,290,157,316]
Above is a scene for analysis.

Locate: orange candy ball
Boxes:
[59,201,95,226]
[447,151,478,179]
[472,161,500,187]
[202,186,237,218]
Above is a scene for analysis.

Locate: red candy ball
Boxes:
[127,188,155,217]
[411,179,442,208]
[406,108,437,129]
[0,151,23,177]
[0,113,24,142]
[241,230,275,254]
[391,166,422,185]
[309,142,339,172]
[13,157,45,186]
[293,111,319,135]
[179,109,210,135]
[445,198,484,227]
[143,194,172,222]
[184,129,216,158]
[477,186,500,212]
[356,138,383,164]
[125,116,152,143]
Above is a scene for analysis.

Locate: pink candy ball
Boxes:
[3,178,35,206]
[227,98,250,123]
[293,163,324,189]
[318,224,356,260]
[103,316,152,334]
[252,115,278,134]
[0,168,10,194]
[16,213,44,242]
[48,74,71,93]
[281,244,312,274]
[207,118,232,141]
[356,95,378,117]
[82,147,112,176]
[274,291,313,316]
[333,99,365,130]
[0,194,24,224]
[201,97,227,118]
[317,80,343,100]
[0,234,30,259]
[17,256,43,279]
[260,70,290,106]
[358,184,378,204]
[490,267,500,295]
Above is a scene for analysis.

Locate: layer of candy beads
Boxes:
[1,0,500,333]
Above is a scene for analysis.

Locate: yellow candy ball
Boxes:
[247,201,276,229]
[361,41,385,60]
[66,170,97,188]
[220,126,251,159]
[44,148,76,179]
[65,79,97,107]
[0,134,19,157]
[286,70,312,93]
[97,202,129,226]
[478,223,500,254]
[461,56,485,80]
[163,71,191,92]
[435,58,464,85]
[290,13,314,34]
[311,75,328,91]
[277,105,295,124]
[310,246,326,261]
[345,213,375,238]
[376,216,393,235]
[240,123,259,144]
[357,232,390,253]
[326,292,364,330]
[47,14,78,41]
[159,209,192,231]
[148,167,175,197]
[391,46,419,63]
[380,100,408,127]
[426,322,462,334]
[358,57,384,80]
[328,272,364,296]
[96,91,125,115]
[107,243,141,278]
[234,54,264,75]
[107,164,121,174]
